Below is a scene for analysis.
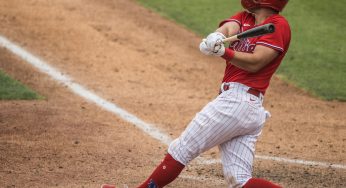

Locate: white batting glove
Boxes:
[205,32,225,50]
[199,32,226,56]
[199,39,214,55]
[213,43,225,57]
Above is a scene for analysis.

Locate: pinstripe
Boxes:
[168,82,267,186]
[203,91,248,147]
[210,99,248,144]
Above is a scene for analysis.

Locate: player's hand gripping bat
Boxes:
[222,23,275,43]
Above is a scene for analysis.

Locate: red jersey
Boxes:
[219,11,291,94]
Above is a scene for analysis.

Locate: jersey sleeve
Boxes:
[219,11,245,27]
[256,18,290,53]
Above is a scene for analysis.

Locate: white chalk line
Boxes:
[1,35,345,171]
[195,155,346,170]
[0,35,172,146]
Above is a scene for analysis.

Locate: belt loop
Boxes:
[261,93,264,102]
[220,82,225,93]
[220,82,230,94]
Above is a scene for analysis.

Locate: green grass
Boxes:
[137,0,346,101]
[0,69,42,100]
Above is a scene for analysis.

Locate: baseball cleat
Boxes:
[148,179,158,188]
[101,184,116,188]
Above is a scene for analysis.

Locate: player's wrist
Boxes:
[221,48,235,62]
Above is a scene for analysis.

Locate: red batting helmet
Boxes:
[241,0,288,12]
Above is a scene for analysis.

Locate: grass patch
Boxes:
[0,69,42,100]
[136,0,346,101]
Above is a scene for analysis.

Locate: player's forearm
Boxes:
[222,45,279,73]
[216,22,240,37]
[221,49,272,73]
[231,51,263,73]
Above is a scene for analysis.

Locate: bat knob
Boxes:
[267,24,275,33]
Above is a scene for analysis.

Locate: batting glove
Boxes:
[199,39,214,55]
[212,42,226,57]
[199,32,226,56]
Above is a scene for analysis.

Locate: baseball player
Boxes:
[102,0,291,187]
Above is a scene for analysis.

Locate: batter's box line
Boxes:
[1,35,345,171]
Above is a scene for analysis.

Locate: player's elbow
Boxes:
[248,55,272,72]
[232,53,269,72]
[246,58,265,73]
[247,46,279,73]
[233,60,263,73]
[247,64,263,73]
[245,67,259,73]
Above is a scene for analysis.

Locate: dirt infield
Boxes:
[0,0,345,187]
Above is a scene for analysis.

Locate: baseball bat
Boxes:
[222,23,275,43]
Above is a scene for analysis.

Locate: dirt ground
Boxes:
[0,0,345,187]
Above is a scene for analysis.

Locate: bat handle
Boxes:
[222,35,239,43]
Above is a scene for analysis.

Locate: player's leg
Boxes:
[219,133,282,188]
[136,90,255,187]
[168,88,262,166]
[219,133,259,187]
[136,153,185,188]
[243,178,282,188]
[136,83,266,188]
[101,153,184,188]
[135,97,246,188]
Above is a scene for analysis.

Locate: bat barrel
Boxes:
[237,23,276,40]
[221,23,276,43]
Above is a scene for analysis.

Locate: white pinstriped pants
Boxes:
[168,82,269,188]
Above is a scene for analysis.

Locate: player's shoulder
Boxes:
[267,14,290,28]
[220,11,252,27]
[265,14,291,37]
[237,11,253,19]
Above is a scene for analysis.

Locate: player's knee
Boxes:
[168,138,199,166]
[167,141,188,165]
